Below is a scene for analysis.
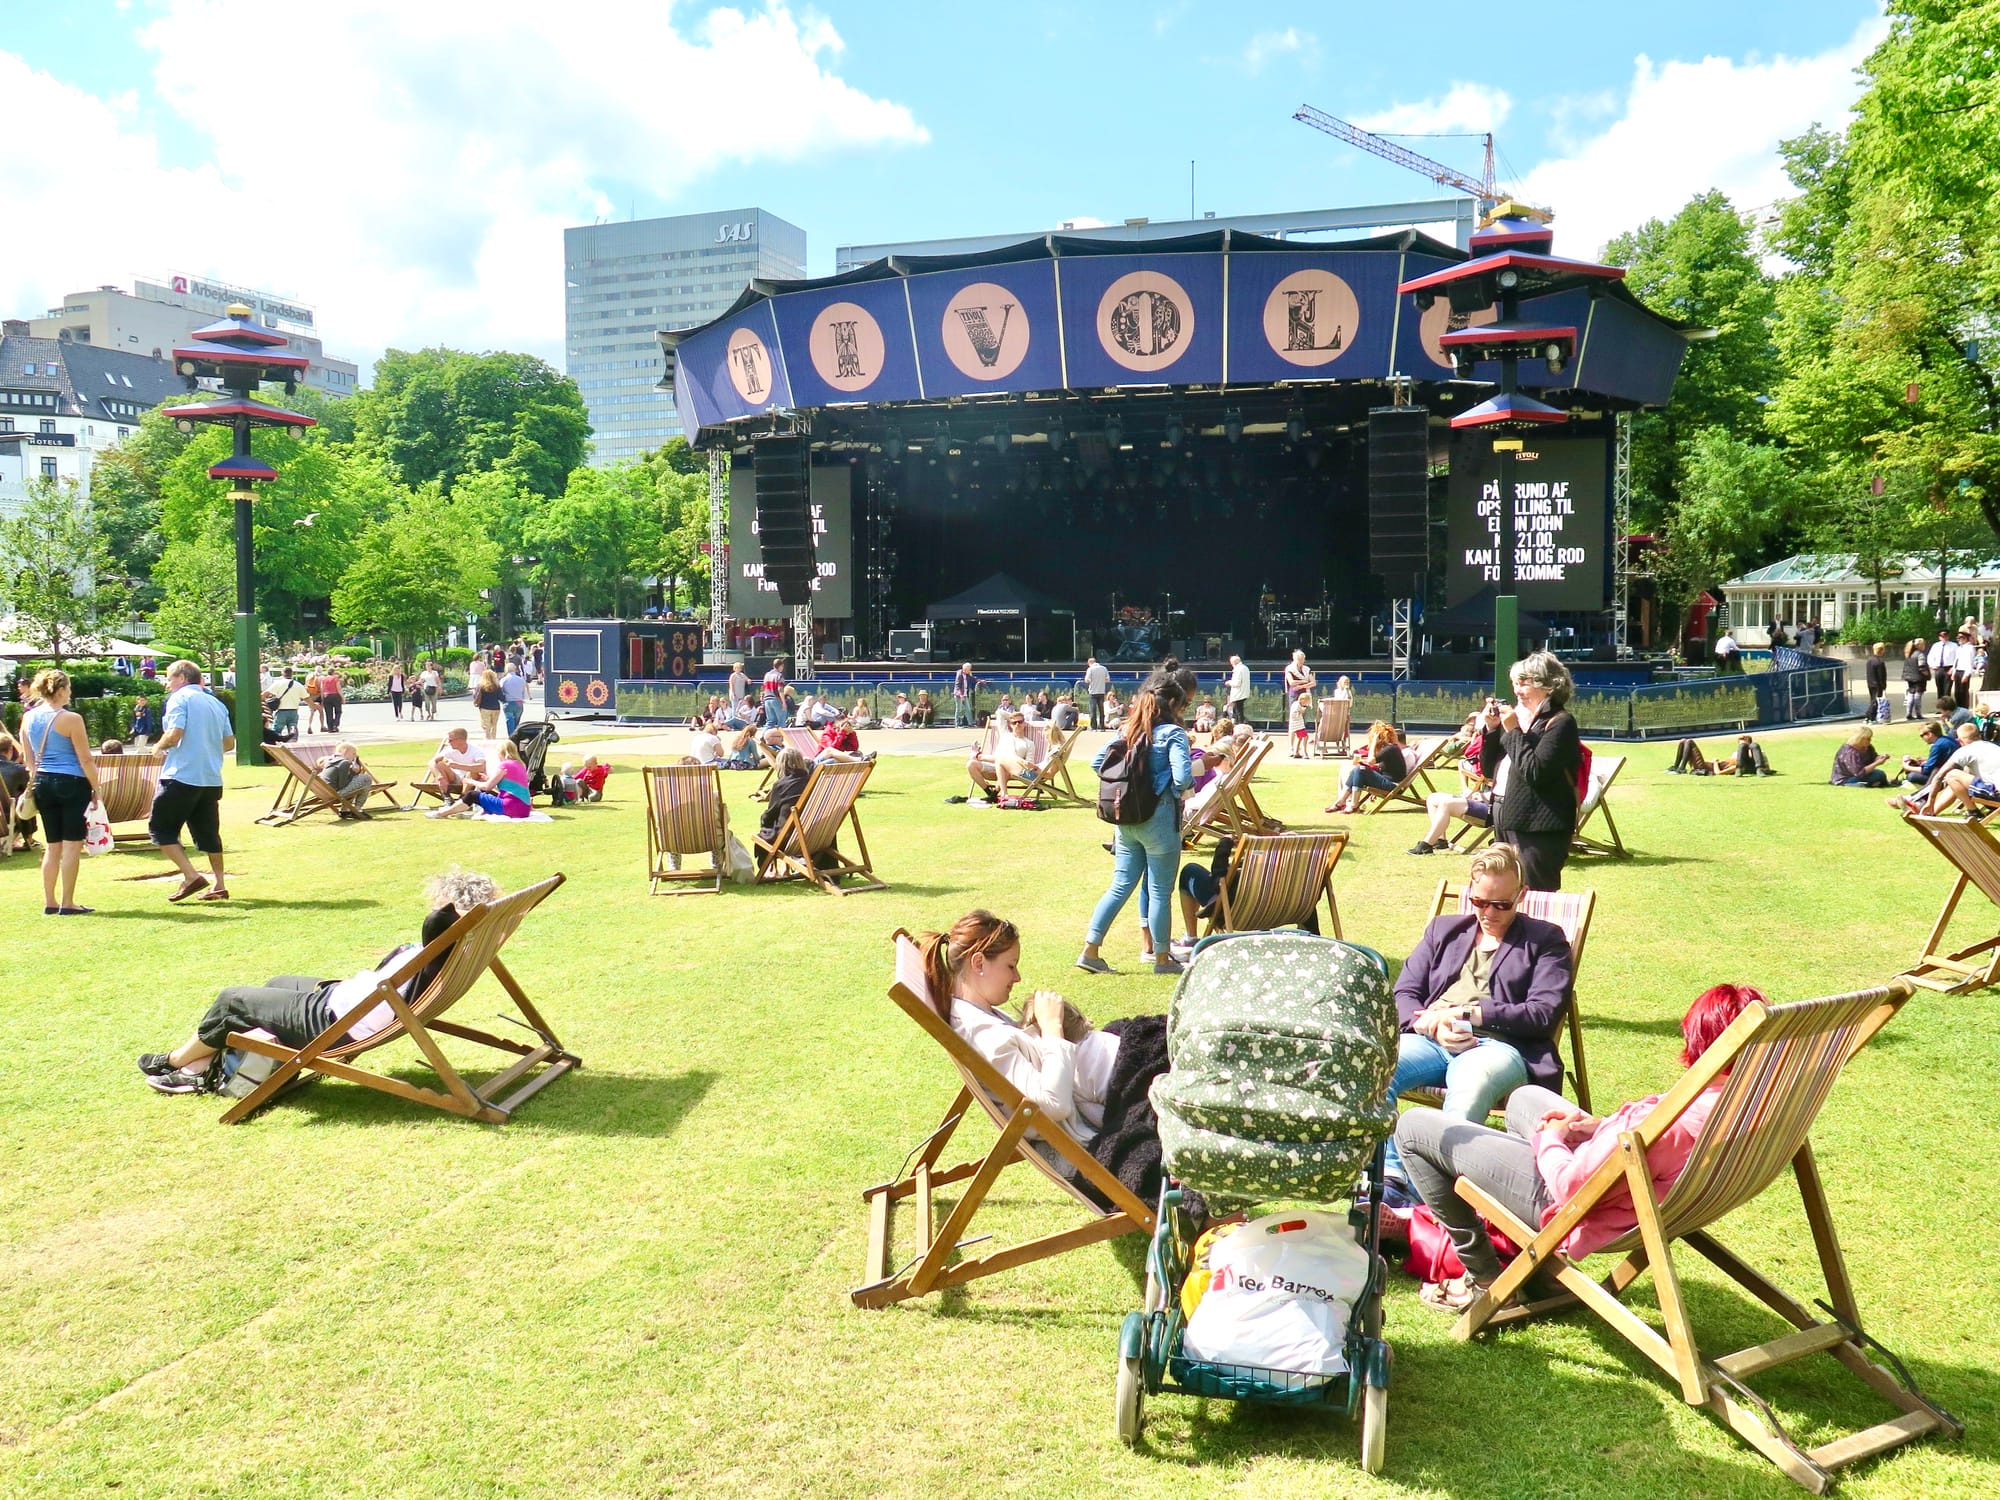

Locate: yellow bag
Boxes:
[1180,1220,1244,1320]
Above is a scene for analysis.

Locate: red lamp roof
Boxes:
[1399,251,1625,299]
[1437,322,1579,351]
[1448,392,1571,429]
[206,453,281,483]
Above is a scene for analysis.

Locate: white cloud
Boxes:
[1355,82,1513,137]
[1240,28,1318,75]
[0,1,927,375]
[1517,16,1886,260]
[1153,1,1192,36]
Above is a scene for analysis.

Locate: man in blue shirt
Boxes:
[151,660,236,903]
[500,665,529,738]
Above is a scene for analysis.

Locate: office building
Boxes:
[28,276,361,397]
[564,208,805,465]
[0,327,183,517]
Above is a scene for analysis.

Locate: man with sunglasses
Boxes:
[1380,842,1574,1187]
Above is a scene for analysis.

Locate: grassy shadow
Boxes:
[256,1066,718,1138]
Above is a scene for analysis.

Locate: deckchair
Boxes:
[1229,735,1284,834]
[1414,881,1597,1110]
[1311,696,1352,759]
[752,727,824,798]
[219,874,575,1125]
[91,750,165,843]
[1352,735,1446,815]
[853,930,1157,1308]
[967,720,1051,799]
[256,741,401,826]
[644,762,729,894]
[1899,812,2000,992]
[1571,754,1631,858]
[1206,830,1347,940]
[1030,724,1087,807]
[1452,979,1959,1493]
[1181,736,1278,846]
[754,758,885,894]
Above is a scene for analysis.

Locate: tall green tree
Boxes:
[350,348,589,498]
[147,535,238,665]
[522,466,646,616]
[331,483,500,658]
[0,476,129,662]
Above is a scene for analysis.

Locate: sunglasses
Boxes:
[1466,895,1516,912]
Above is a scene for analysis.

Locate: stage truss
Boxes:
[707,447,730,654]
[1613,410,1632,657]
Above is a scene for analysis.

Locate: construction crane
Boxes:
[1293,103,1546,220]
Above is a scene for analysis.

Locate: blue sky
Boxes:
[3,1,1885,372]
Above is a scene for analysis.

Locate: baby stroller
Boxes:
[513,720,560,796]
[1115,929,1398,1472]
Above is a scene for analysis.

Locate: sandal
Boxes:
[169,875,210,903]
[1419,1274,1492,1313]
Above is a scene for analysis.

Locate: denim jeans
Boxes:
[954,694,972,727]
[1086,797,1181,948]
[762,696,785,729]
[1344,766,1397,795]
[1382,1031,1530,1181]
[503,700,524,737]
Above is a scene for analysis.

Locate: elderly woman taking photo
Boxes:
[18,668,103,915]
[1480,650,1582,892]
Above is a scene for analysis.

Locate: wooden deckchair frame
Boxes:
[404,737,503,811]
[1178,735,1280,846]
[1451,980,1959,1493]
[1030,724,1087,806]
[1310,696,1353,759]
[257,740,401,826]
[752,727,823,799]
[1207,830,1348,940]
[1353,735,1446,815]
[91,750,166,843]
[854,930,1157,1308]
[754,759,885,894]
[1571,755,1630,858]
[1417,880,1596,1110]
[644,763,729,894]
[966,720,1052,801]
[1899,812,2000,992]
[220,874,575,1124]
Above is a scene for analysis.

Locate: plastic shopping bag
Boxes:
[1180,1208,1370,1379]
[82,801,114,857]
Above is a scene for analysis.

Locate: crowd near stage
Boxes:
[572,219,1834,737]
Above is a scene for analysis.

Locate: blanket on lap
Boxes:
[1081,1014,1171,1211]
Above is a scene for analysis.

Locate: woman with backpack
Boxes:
[1077,676,1194,977]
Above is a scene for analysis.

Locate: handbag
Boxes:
[1403,1203,1522,1284]
[721,831,755,884]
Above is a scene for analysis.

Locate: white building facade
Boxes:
[565,208,805,465]
[1721,553,2000,642]
[0,330,183,517]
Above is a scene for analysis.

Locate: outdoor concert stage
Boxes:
[661,224,1693,666]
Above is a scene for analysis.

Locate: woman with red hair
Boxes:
[1395,982,1761,1312]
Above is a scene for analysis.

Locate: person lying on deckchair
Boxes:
[136,870,497,1095]
[1411,758,1510,856]
[1393,981,1757,1312]
[1328,721,1409,814]
[966,711,1046,800]
[918,908,1194,1220]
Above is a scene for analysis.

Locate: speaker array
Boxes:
[1367,406,1429,594]
[752,435,815,607]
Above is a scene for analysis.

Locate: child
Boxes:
[1193,696,1218,734]
[575,755,611,802]
[1289,688,1311,757]
[128,696,158,747]
[1331,674,1354,755]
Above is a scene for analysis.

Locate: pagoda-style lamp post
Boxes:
[170,304,315,764]
[1400,211,1624,696]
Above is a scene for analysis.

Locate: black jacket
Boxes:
[1481,704,1580,836]
[760,769,810,838]
[1903,653,1930,688]
[1866,656,1888,695]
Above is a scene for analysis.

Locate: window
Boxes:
[104,372,117,386]
[45,363,57,376]
[40,457,57,479]
[39,419,56,434]
[21,363,32,376]
[117,426,129,440]
[0,417,11,431]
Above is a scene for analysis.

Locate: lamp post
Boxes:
[1400,210,1624,697]
[170,303,314,764]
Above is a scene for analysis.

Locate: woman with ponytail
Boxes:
[919,909,1183,1214]
[1077,675,1195,976]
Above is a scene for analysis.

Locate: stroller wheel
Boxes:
[1360,1379,1387,1473]
[1115,1350,1144,1445]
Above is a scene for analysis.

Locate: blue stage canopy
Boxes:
[659,228,1694,437]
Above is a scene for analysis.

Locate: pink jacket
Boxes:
[1534,1086,1722,1258]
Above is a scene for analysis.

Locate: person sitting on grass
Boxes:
[318,743,378,819]
[1901,722,1953,790]
[429,741,533,819]
[911,690,935,727]
[574,756,611,801]
[1412,758,1509,856]
[688,720,723,767]
[1395,981,1757,1312]
[1192,696,1218,735]
[136,870,498,1095]
[1329,721,1409,815]
[1670,735,1773,776]
[429,728,490,799]
[920,908,1189,1219]
[1897,721,2000,815]
[1830,727,1892,788]
[813,714,877,767]
[967,710,1043,800]
[719,723,764,770]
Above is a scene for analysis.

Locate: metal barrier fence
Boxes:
[604,658,1850,740]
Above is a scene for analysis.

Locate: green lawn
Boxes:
[2,726,1994,1499]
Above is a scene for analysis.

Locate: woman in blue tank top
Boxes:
[20,668,103,915]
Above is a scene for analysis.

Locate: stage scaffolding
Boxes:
[1613,410,1632,657]
[706,447,730,656]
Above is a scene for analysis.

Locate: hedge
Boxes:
[4,689,237,744]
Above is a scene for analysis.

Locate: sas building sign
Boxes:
[716,221,756,244]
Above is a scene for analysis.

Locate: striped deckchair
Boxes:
[967,720,1051,798]
[754,759,885,894]
[1452,980,1959,1493]
[1031,725,1087,806]
[1899,812,2000,992]
[257,740,401,826]
[1411,881,1597,1110]
[1180,737,1260,847]
[1207,830,1348,939]
[1311,696,1353,759]
[219,875,575,1125]
[854,930,1156,1308]
[1572,755,1630,858]
[644,763,729,894]
[753,727,824,798]
[91,750,165,843]
[1353,735,1446,815]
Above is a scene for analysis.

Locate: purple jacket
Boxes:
[1394,912,1574,1091]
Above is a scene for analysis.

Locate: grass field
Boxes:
[2,723,1995,1499]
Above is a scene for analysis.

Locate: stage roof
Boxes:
[659,226,1696,439]
[925,571,1074,621]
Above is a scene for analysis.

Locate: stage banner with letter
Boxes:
[673,299,794,430]
[1445,432,1610,610]
[727,463,854,618]
[1225,251,1400,385]
[771,277,924,409]
[1057,252,1225,390]
[905,260,1064,399]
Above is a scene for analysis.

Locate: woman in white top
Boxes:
[687,719,724,766]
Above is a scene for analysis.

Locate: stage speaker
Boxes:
[1368,406,1430,592]
[753,435,815,607]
